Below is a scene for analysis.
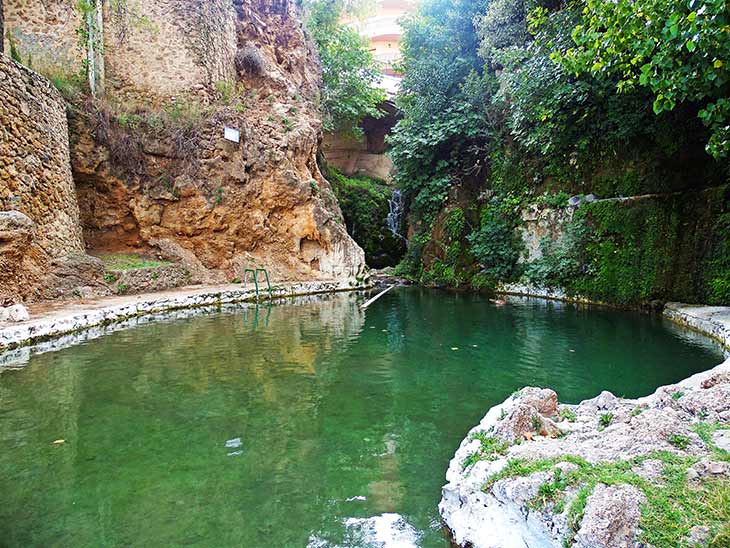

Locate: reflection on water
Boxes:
[0,288,723,547]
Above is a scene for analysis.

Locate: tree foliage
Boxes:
[563,0,730,158]
[391,0,730,301]
[388,0,493,224]
[304,0,385,134]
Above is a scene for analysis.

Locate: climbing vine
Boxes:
[173,0,234,84]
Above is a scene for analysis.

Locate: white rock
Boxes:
[5,304,29,322]
[440,356,730,548]
[713,430,730,452]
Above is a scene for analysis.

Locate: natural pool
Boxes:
[0,288,723,548]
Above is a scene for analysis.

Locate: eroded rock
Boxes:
[572,484,644,548]
[440,357,730,548]
[0,304,30,323]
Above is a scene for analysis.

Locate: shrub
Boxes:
[468,199,523,283]
[215,80,237,104]
[668,434,690,450]
[6,31,23,64]
[598,413,614,428]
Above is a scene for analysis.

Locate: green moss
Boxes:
[326,168,406,268]
[483,452,730,547]
[547,186,730,305]
[98,253,171,271]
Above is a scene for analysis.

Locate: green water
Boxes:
[0,288,723,548]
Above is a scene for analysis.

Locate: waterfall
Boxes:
[386,189,405,240]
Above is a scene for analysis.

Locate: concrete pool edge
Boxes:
[498,283,730,351]
[663,302,730,351]
[0,279,372,353]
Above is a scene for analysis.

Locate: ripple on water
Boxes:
[308,513,421,548]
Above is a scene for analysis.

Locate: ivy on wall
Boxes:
[173,0,234,84]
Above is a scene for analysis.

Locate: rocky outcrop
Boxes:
[3,0,366,290]
[0,55,102,302]
[322,102,400,184]
[441,359,730,548]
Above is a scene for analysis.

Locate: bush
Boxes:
[468,199,523,283]
[304,0,385,134]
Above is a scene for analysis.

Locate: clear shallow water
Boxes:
[0,288,723,548]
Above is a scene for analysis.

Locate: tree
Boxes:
[563,0,730,158]
[304,0,385,134]
[388,0,493,224]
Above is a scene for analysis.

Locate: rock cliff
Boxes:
[2,0,366,297]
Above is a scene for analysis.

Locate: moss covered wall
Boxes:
[326,168,406,269]
[569,187,730,305]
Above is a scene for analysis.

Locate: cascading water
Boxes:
[386,189,405,241]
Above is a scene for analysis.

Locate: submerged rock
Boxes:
[440,357,730,548]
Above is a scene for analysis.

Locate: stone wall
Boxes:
[517,204,573,263]
[3,0,82,71]
[322,103,399,183]
[0,55,93,301]
[104,0,237,97]
[322,132,394,183]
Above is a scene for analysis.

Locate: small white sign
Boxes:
[224,127,240,143]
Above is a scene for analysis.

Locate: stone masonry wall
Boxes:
[3,0,82,71]
[104,0,237,97]
[0,55,87,301]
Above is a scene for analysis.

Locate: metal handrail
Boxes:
[243,268,273,300]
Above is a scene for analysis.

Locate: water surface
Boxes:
[0,288,722,547]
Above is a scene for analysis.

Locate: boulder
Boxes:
[572,484,644,548]
[0,304,30,323]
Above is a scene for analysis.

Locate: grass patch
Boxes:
[559,407,577,422]
[461,432,510,470]
[481,451,730,547]
[693,422,730,461]
[598,412,614,429]
[98,253,171,271]
[630,405,646,417]
[668,434,691,450]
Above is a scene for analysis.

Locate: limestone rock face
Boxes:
[0,56,99,301]
[440,358,730,548]
[65,0,366,284]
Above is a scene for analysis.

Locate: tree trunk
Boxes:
[95,0,105,96]
[86,9,96,96]
[1,0,5,55]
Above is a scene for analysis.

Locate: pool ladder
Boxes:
[243,268,273,301]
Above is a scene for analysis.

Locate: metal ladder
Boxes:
[243,268,273,301]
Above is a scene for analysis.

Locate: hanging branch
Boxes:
[77,0,105,97]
